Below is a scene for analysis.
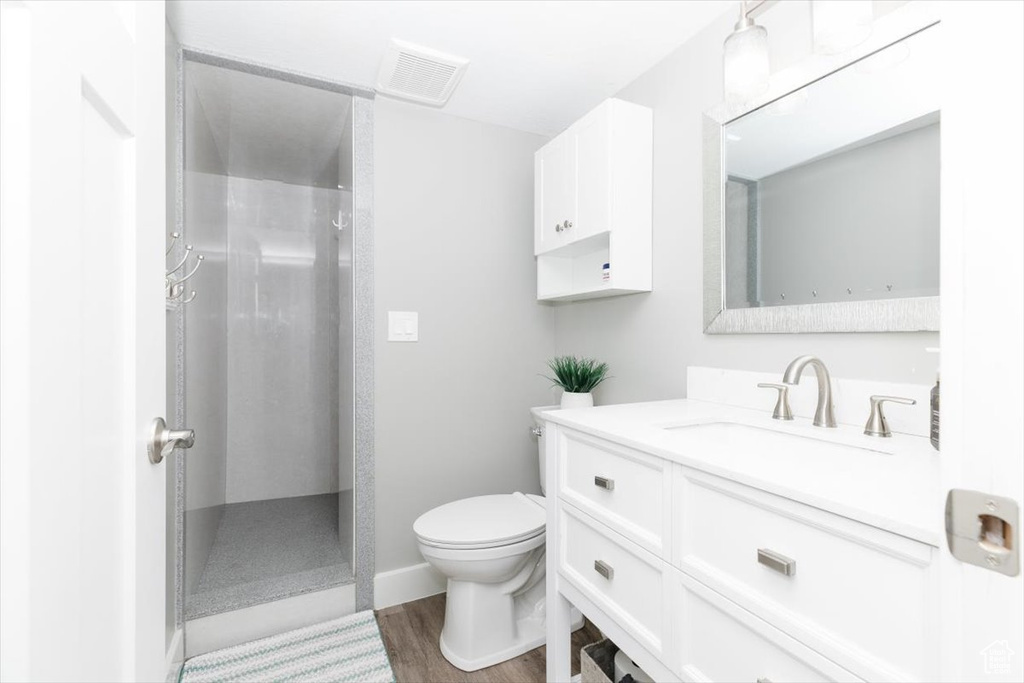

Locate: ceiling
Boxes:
[167,0,733,137]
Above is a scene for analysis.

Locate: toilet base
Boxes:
[439,608,584,672]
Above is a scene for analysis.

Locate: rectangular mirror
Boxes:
[704,23,940,333]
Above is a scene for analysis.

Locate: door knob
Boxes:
[148,417,195,464]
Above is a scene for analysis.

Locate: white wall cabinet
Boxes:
[534,99,652,302]
[536,134,574,254]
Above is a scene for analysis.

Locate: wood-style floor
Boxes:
[376,593,601,683]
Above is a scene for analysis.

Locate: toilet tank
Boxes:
[530,406,559,496]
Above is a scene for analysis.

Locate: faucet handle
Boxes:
[758,383,794,421]
[864,395,916,437]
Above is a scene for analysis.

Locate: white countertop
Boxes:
[543,398,942,547]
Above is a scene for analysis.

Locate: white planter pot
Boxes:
[560,391,594,410]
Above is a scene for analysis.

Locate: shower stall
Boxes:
[170,51,374,655]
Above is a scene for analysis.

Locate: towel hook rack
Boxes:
[166,233,203,309]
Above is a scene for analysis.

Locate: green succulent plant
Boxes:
[545,356,610,394]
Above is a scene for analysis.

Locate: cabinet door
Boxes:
[573,104,610,242]
[671,571,862,683]
[535,133,573,254]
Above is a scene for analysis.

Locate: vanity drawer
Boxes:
[558,504,667,657]
[558,428,671,557]
[674,466,938,681]
[671,569,862,683]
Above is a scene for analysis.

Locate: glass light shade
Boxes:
[723,23,770,104]
[812,0,873,55]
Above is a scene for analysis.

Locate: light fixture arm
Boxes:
[736,1,755,31]
[742,0,777,21]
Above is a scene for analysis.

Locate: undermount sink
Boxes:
[663,421,891,456]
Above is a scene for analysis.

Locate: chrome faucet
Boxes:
[782,355,837,428]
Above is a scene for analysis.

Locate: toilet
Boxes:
[413,406,581,671]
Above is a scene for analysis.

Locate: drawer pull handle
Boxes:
[756,679,773,683]
[594,476,615,491]
[757,548,796,576]
[594,560,614,580]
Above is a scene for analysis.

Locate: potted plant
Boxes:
[546,355,610,409]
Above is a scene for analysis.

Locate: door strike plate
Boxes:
[945,489,1019,577]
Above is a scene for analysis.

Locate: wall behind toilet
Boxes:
[374,98,555,574]
[553,1,940,407]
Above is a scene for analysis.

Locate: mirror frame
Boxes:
[703,5,941,334]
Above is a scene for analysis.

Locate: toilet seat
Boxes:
[414,492,545,550]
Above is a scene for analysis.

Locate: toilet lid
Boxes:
[414,493,545,549]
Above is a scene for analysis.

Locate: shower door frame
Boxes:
[172,48,376,633]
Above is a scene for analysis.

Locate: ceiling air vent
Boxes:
[376,39,469,107]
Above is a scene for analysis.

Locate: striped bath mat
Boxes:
[180,611,394,683]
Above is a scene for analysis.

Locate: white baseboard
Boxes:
[374,562,446,610]
[185,584,355,658]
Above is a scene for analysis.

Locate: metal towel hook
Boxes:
[167,244,194,277]
[176,254,205,286]
[166,232,181,256]
[165,233,203,308]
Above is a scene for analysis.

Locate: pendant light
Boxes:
[723,1,770,104]
[812,0,873,55]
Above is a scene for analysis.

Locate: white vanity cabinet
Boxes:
[545,419,940,683]
[534,98,652,302]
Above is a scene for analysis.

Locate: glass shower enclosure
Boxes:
[171,52,372,645]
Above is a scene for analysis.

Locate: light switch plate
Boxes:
[388,311,418,342]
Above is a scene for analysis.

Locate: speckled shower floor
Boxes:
[185,492,354,619]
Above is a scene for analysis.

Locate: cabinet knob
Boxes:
[563,219,573,230]
[555,223,563,233]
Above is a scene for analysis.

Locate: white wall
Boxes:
[553,2,940,407]
[373,98,555,573]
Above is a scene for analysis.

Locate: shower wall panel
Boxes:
[224,178,341,504]
[183,86,230,598]
[338,185,353,542]
[338,109,355,499]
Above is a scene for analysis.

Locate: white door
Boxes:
[535,133,574,254]
[939,2,1023,681]
[573,103,610,242]
[0,1,167,681]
